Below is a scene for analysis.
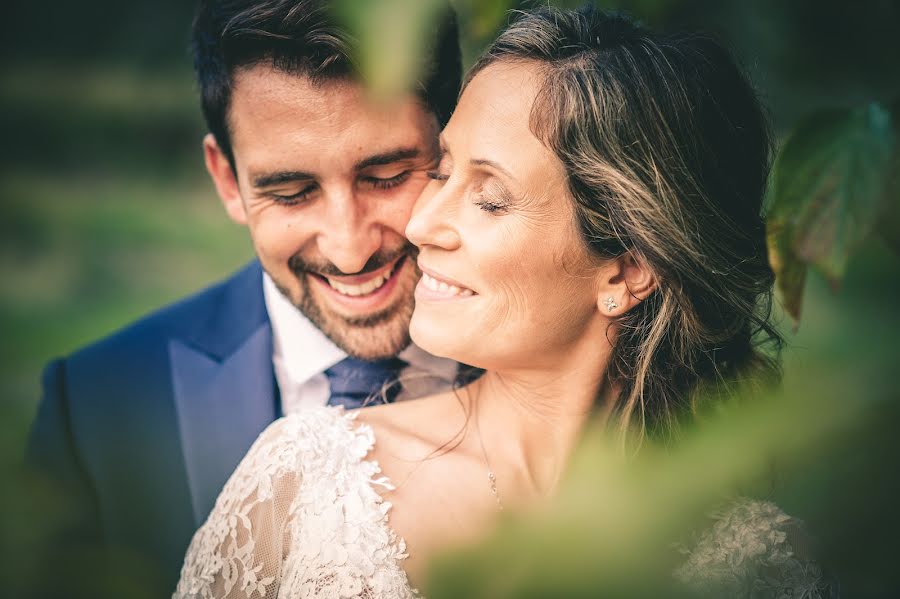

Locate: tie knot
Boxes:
[324,357,407,409]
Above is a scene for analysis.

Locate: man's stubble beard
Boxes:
[273,244,419,361]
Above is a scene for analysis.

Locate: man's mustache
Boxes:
[288,243,418,278]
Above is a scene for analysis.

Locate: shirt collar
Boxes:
[264,273,345,387]
[263,272,458,386]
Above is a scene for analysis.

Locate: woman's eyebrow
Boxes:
[438,132,517,182]
[471,158,516,182]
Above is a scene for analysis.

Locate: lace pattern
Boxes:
[174,407,416,599]
[674,498,838,598]
[175,407,835,598]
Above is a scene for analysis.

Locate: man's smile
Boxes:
[306,255,411,312]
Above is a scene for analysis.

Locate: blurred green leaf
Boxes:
[426,372,860,598]
[332,0,448,100]
[876,96,900,254]
[453,0,513,39]
[451,0,514,63]
[767,103,895,323]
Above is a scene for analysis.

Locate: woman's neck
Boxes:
[465,354,610,502]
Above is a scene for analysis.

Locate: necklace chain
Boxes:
[486,470,503,511]
[475,404,504,512]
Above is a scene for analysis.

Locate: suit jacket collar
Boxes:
[181,261,270,361]
[170,261,279,526]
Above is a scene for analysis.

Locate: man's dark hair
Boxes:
[191,0,461,169]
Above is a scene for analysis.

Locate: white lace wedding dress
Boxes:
[174,406,836,599]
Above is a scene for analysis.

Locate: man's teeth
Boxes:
[421,272,473,297]
[325,265,394,297]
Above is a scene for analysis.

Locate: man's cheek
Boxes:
[254,224,298,259]
[387,191,422,230]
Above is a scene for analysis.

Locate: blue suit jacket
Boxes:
[26,261,280,593]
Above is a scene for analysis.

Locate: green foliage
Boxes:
[450,0,515,64]
[423,332,891,597]
[767,102,897,324]
[332,0,451,99]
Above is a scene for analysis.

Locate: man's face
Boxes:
[205,64,439,359]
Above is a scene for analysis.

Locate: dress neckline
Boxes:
[319,405,419,597]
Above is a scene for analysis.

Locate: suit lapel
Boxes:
[170,327,276,526]
[169,261,279,526]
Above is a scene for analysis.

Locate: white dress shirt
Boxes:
[263,273,458,415]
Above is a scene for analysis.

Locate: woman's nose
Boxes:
[405,183,461,250]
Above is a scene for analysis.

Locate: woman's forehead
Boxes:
[457,62,541,128]
[443,62,560,173]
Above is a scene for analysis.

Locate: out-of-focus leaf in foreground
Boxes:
[876,96,900,254]
[767,102,895,323]
[425,369,866,598]
[332,0,448,100]
[451,0,514,61]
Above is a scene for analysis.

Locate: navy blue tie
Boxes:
[324,357,406,409]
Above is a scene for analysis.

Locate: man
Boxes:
[26,0,461,592]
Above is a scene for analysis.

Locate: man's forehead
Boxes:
[228,64,437,174]
[231,64,357,108]
[229,64,431,131]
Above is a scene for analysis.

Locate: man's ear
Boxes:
[203,133,247,225]
[597,252,657,316]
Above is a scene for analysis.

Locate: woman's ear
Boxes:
[597,253,657,315]
[203,133,247,225]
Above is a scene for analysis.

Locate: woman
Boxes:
[175,7,832,598]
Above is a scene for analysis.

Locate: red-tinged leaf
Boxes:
[768,102,895,319]
[766,219,807,326]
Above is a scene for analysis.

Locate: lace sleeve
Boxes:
[674,498,839,598]
[174,417,306,599]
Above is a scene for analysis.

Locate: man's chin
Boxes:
[311,305,414,360]
[295,271,416,360]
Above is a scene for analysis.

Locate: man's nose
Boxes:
[316,192,383,274]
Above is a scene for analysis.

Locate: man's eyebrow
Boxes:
[355,148,421,171]
[251,171,315,188]
[250,148,422,187]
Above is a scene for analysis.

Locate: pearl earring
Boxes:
[605,296,618,312]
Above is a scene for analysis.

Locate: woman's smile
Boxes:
[415,264,477,301]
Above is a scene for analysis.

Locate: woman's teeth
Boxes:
[421,272,474,297]
[325,263,395,297]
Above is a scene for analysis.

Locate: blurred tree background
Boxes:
[1,0,899,597]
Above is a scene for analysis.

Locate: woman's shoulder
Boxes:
[674,497,839,598]
[177,406,400,598]
[253,406,377,471]
[355,391,468,448]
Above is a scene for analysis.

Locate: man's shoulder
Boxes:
[65,260,266,370]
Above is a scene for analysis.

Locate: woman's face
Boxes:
[406,61,605,370]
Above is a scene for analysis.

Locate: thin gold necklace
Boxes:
[475,402,504,512]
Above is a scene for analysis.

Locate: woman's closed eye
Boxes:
[424,166,513,214]
[475,181,513,214]
[426,167,450,182]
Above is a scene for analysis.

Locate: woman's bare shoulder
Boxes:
[355,391,469,453]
